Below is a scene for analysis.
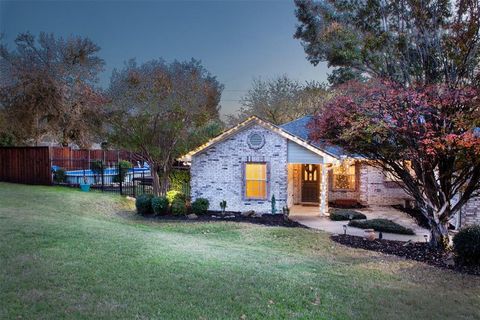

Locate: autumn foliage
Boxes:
[310,80,480,248]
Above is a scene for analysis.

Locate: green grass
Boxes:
[348,218,415,235]
[0,183,479,319]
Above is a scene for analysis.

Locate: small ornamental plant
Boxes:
[219,200,227,215]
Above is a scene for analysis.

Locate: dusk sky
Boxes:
[0,0,329,116]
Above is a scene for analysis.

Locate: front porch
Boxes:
[286,163,330,216]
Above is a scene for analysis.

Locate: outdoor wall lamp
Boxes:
[343,225,347,235]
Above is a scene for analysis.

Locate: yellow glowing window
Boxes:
[333,163,356,190]
[245,163,267,199]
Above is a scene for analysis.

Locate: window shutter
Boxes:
[266,162,271,199]
[241,162,246,200]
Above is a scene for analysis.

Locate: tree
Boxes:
[294,0,480,87]
[106,59,223,196]
[327,67,366,87]
[310,80,480,249]
[227,75,329,126]
[295,0,480,249]
[0,32,105,147]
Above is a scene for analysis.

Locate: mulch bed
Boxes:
[331,234,480,276]
[142,212,306,228]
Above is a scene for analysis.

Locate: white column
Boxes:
[319,164,329,216]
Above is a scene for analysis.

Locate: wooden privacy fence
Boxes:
[0,147,145,185]
[0,147,52,185]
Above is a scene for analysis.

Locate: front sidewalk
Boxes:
[290,205,430,242]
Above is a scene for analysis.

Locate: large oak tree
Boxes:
[0,32,105,147]
[106,59,223,196]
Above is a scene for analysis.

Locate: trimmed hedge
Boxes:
[171,197,187,215]
[152,196,169,215]
[191,198,209,215]
[348,218,415,235]
[453,225,480,265]
[136,194,154,215]
[330,209,366,221]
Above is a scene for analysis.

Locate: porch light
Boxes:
[343,224,347,235]
[424,234,428,243]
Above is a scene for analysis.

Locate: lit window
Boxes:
[245,163,267,199]
[333,162,356,190]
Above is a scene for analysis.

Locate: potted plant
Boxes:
[79,173,91,192]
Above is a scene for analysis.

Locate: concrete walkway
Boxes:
[290,205,430,242]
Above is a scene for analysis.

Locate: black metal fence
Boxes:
[51,159,155,197]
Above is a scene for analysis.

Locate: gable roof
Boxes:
[181,116,340,163]
[280,115,350,158]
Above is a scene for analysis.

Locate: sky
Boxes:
[0,0,329,116]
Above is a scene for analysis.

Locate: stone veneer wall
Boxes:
[461,196,480,226]
[190,124,288,213]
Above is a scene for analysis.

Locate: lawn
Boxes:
[0,183,479,319]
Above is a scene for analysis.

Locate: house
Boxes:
[182,115,413,214]
[182,116,479,226]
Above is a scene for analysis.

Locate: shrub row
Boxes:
[135,193,209,216]
[453,225,480,265]
[329,209,366,221]
[348,218,415,235]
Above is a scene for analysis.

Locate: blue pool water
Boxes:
[63,167,150,184]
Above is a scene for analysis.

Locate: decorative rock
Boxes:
[241,210,255,217]
[364,229,376,241]
[253,212,263,218]
[187,214,198,220]
[224,215,235,219]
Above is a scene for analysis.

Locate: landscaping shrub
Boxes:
[191,198,209,215]
[348,218,415,235]
[113,160,133,183]
[171,197,187,215]
[169,169,190,193]
[53,168,66,183]
[166,190,186,203]
[151,196,169,215]
[136,194,154,215]
[453,225,480,265]
[329,209,366,221]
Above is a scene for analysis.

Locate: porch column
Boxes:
[319,164,329,216]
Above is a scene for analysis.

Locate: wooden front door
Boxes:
[301,164,319,203]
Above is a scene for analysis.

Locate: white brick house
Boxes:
[182,116,479,227]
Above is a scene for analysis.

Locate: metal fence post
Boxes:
[119,163,123,195]
[101,161,104,192]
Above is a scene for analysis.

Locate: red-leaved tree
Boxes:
[310,80,480,249]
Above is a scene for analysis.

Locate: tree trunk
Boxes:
[151,167,161,197]
[429,220,450,250]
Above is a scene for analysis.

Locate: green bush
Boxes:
[348,218,415,235]
[166,190,186,203]
[329,209,366,221]
[453,225,480,265]
[152,196,169,215]
[113,160,133,183]
[136,194,154,215]
[53,168,66,183]
[191,198,209,215]
[169,169,190,193]
[171,197,187,215]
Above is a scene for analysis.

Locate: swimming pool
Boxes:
[64,167,150,185]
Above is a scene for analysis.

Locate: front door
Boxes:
[301,164,319,203]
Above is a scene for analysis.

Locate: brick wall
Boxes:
[190,124,288,213]
[461,196,480,226]
[328,162,412,206]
